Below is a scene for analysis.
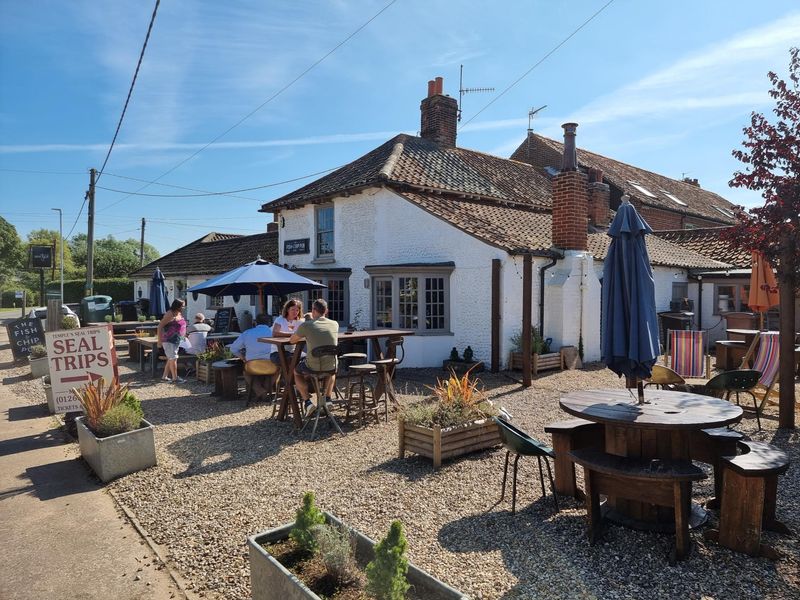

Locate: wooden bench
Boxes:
[689,427,746,509]
[570,448,706,563]
[544,419,604,499]
[705,440,790,559]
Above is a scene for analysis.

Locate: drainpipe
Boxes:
[539,253,560,334]
[688,272,703,330]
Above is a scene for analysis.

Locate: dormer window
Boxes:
[544,166,559,177]
[661,190,687,206]
[628,181,657,198]
[713,206,735,218]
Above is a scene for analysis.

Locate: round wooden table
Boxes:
[560,388,743,531]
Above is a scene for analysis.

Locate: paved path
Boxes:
[0,320,187,600]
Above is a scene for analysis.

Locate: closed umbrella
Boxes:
[601,196,660,404]
[149,267,170,318]
[748,251,779,330]
[187,258,326,313]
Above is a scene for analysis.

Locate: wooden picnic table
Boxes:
[128,336,160,376]
[560,388,743,530]
[258,328,414,428]
[89,320,158,333]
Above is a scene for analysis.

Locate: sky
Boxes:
[1,0,798,256]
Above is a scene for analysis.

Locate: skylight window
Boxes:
[660,190,687,206]
[713,206,735,218]
[628,181,657,198]
[544,166,559,177]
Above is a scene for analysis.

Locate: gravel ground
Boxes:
[3,333,799,600]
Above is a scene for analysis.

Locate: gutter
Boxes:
[539,254,560,332]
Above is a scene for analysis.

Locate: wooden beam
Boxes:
[491,259,501,373]
[522,254,532,387]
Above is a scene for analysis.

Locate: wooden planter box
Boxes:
[509,351,562,375]
[248,512,467,600]
[196,360,214,384]
[441,359,484,376]
[399,418,501,468]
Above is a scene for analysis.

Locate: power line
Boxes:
[96,0,161,182]
[103,172,262,201]
[460,0,615,128]
[99,0,396,212]
[0,168,85,175]
[65,192,88,239]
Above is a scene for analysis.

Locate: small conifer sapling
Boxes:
[365,520,410,600]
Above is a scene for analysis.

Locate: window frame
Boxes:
[365,265,454,334]
[290,270,351,326]
[207,295,225,310]
[314,203,335,260]
[713,282,751,315]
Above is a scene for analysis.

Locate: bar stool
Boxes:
[300,346,344,440]
[244,359,280,407]
[334,352,368,401]
[345,363,379,426]
[370,338,404,421]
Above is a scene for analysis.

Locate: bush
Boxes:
[311,523,360,586]
[29,344,47,359]
[1,288,38,308]
[403,369,496,428]
[72,377,128,432]
[510,327,552,354]
[365,521,410,600]
[120,390,144,421]
[95,404,141,437]
[44,278,133,303]
[463,346,474,362]
[62,315,80,329]
[290,492,325,555]
[104,315,113,322]
[196,341,233,362]
[114,314,123,323]
[449,347,459,361]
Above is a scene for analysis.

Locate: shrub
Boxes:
[45,278,133,304]
[311,523,360,586]
[114,314,123,323]
[137,315,146,323]
[29,344,47,359]
[149,315,157,321]
[196,341,233,362]
[95,404,141,437]
[403,368,496,428]
[120,390,144,421]
[72,377,128,433]
[365,521,410,600]
[290,492,325,555]
[62,315,80,329]
[104,315,113,322]
[510,327,551,354]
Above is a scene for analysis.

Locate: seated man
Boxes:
[182,313,213,355]
[229,313,275,400]
[289,298,339,411]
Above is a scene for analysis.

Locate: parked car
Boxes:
[28,305,81,330]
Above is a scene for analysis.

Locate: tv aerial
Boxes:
[458,64,494,122]
[528,105,547,133]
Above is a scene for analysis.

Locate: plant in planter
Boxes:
[508,327,562,375]
[62,315,80,329]
[42,374,55,414]
[29,344,49,379]
[248,492,466,600]
[114,314,123,323]
[195,341,233,383]
[137,315,147,323]
[104,315,113,323]
[149,315,157,322]
[399,369,500,468]
[73,379,156,482]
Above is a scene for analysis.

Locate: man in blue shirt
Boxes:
[229,313,274,399]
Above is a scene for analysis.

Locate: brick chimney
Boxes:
[420,77,458,147]
[551,123,587,250]
[587,168,610,228]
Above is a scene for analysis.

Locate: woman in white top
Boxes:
[270,298,304,363]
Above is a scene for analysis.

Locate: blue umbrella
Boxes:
[149,267,170,318]
[601,196,660,403]
[187,258,326,313]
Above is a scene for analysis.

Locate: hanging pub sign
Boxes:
[30,245,53,269]
[45,325,118,414]
[284,238,309,255]
[6,317,45,362]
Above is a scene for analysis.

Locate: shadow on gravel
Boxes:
[366,455,433,482]
[168,418,299,478]
[0,360,21,370]
[7,403,48,421]
[0,429,65,457]
[137,390,248,426]
[2,373,31,385]
[25,459,99,500]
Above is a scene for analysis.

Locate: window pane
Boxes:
[317,231,334,256]
[715,285,735,314]
[739,285,750,312]
[316,206,334,256]
[671,282,688,300]
[425,277,445,330]
[398,277,418,329]
[374,280,392,328]
[326,279,346,324]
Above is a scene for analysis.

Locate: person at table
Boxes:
[289,298,339,410]
[181,312,212,355]
[157,299,187,383]
[229,313,275,400]
[270,298,304,364]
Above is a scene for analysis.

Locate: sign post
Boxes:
[45,325,118,414]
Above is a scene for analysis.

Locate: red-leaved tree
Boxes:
[723,47,799,429]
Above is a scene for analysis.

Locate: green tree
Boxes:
[365,521,410,600]
[70,234,159,278]
[0,217,24,281]
[26,228,78,277]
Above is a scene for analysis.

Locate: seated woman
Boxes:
[270,298,304,364]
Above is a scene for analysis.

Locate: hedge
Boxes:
[1,289,39,308]
[45,278,134,303]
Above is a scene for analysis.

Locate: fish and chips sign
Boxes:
[45,325,118,414]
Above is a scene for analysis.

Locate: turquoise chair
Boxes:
[495,417,558,514]
[704,369,762,430]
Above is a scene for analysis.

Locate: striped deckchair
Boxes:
[743,332,781,409]
[666,330,711,379]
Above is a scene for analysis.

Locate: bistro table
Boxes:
[128,336,160,375]
[258,329,415,428]
[560,388,743,530]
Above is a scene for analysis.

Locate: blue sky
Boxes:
[1,0,798,256]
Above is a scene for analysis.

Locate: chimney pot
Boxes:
[427,80,436,97]
[561,123,579,172]
[435,76,443,95]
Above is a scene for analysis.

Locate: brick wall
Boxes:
[634,200,726,231]
[588,181,610,227]
[552,170,588,250]
[420,77,458,147]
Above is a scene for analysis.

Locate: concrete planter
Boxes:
[42,376,55,414]
[248,512,468,600]
[76,416,157,483]
[29,356,49,379]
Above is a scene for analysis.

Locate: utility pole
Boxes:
[51,208,64,303]
[140,217,146,267]
[86,168,96,297]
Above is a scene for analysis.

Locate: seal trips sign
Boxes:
[45,325,118,414]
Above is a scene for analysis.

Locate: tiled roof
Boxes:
[654,227,749,268]
[261,134,552,212]
[130,232,278,279]
[511,133,738,226]
[399,191,729,269]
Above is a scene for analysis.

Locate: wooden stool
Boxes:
[689,427,745,509]
[345,363,378,426]
[244,359,279,407]
[544,418,604,499]
[212,360,241,401]
[706,441,790,559]
[335,352,368,401]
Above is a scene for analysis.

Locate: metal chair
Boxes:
[704,369,763,430]
[370,338,404,421]
[300,345,343,440]
[644,365,686,390]
[495,417,558,514]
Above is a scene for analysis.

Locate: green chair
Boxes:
[495,417,558,515]
[704,370,763,430]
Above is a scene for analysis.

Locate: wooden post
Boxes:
[777,247,796,429]
[433,425,442,468]
[491,259,501,373]
[398,419,406,458]
[522,254,532,387]
[46,298,62,332]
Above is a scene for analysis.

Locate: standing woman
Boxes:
[158,299,187,382]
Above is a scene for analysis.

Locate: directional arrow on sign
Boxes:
[60,371,104,384]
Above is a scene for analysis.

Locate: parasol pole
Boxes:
[256,283,265,315]
[759,311,764,331]
[637,380,645,405]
